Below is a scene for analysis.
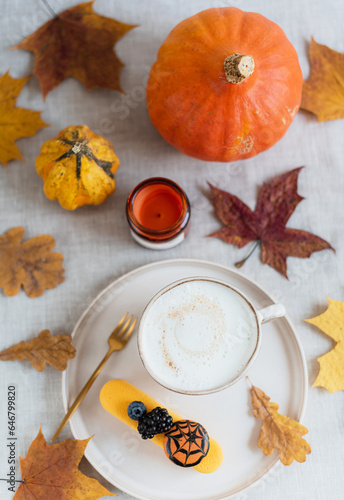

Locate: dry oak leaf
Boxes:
[250,384,311,466]
[306,298,344,393]
[0,227,64,298]
[301,37,344,121]
[0,330,75,371]
[0,71,48,166]
[14,428,116,499]
[208,167,334,278]
[14,1,137,98]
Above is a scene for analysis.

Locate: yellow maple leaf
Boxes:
[0,71,48,166]
[301,37,344,121]
[306,298,344,392]
[250,384,311,466]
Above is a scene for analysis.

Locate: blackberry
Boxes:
[137,407,173,439]
[127,401,147,421]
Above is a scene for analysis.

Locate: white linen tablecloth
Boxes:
[0,0,343,499]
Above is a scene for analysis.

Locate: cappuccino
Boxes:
[139,278,259,393]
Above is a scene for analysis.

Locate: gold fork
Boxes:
[52,313,137,442]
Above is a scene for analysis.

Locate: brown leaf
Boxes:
[0,227,65,298]
[301,37,344,121]
[0,71,48,166]
[250,384,311,465]
[14,1,137,98]
[0,330,75,371]
[14,428,116,499]
[208,167,334,278]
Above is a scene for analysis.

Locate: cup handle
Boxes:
[257,304,286,324]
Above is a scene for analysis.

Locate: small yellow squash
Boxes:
[36,125,120,210]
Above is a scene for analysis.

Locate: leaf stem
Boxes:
[41,0,58,18]
[245,376,253,388]
[235,241,260,268]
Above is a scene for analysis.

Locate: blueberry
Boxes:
[127,401,147,421]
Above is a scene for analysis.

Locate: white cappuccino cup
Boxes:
[138,277,285,395]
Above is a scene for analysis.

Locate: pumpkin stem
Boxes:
[224,54,255,84]
[71,140,87,154]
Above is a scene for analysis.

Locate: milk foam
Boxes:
[140,280,258,392]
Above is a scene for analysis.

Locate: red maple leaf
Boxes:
[14,1,137,98]
[208,167,334,278]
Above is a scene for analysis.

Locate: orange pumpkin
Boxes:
[36,125,120,210]
[146,7,303,162]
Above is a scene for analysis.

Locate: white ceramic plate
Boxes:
[62,258,308,500]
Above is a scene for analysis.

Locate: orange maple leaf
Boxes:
[14,1,137,98]
[14,428,116,499]
[301,37,344,121]
[0,227,65,298]
[0,71,48,166]
[250,384,311,465]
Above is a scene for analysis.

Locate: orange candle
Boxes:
[126,178,191,249]
[133,184,183,230]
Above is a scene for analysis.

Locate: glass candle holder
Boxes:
[126,177,191,250]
